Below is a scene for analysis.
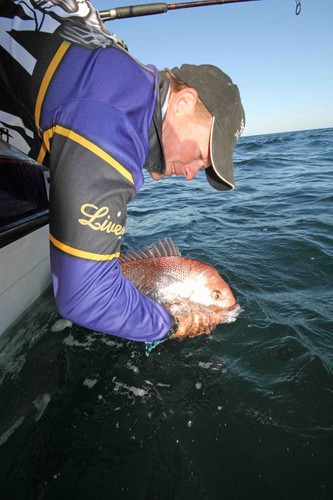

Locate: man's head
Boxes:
[151,64,245,191]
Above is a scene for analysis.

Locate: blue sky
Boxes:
[93,0,333,136]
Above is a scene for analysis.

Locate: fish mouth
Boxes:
[226,301,239,312]
[223,303,243,323]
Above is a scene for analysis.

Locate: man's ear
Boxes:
[172,87,199,116]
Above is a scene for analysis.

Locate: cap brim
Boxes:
[205,117,235,191]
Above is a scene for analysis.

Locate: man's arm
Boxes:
[47,100,172,341]
[50,247,172,342]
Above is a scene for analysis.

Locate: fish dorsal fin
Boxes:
[119,238,182,263]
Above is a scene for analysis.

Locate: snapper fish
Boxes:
[119,239,241,340]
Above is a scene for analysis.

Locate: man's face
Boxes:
[149,88,213,182]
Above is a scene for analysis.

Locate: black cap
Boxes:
[171,64,245,191]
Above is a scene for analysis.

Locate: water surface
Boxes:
[0,128,332,499]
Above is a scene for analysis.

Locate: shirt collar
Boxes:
[143,72,169,175]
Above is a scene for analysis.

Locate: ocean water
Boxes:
[0,128,332,499]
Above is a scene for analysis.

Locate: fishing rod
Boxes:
[99,0,261,22]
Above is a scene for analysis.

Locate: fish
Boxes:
[119,239,241,339]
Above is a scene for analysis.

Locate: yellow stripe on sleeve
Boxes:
[35,41,71,133]
[50,233,120,261]
[39,125,134,184]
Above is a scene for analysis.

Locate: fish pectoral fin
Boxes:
[167,299,191,317]
[165,299,194,339]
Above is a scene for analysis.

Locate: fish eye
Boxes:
[212,290,221,300]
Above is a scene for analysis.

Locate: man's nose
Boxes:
[184,162,204,180]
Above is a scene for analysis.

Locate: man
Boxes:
[0,0,245,342]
